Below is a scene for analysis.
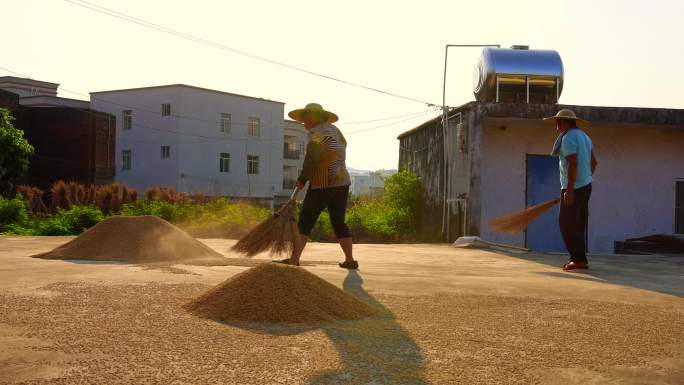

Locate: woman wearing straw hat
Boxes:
[278,103,357,269]
[544,109,598,271]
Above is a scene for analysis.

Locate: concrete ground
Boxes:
[1,236,683,385]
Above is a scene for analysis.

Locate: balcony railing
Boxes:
[283,148,300,160]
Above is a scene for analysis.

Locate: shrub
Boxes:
[177,198,270,238]
[346,200,411,242]
[384,170,422,212]
[86,185,97,206]
[38,215,73,235]
[96,183,122,214]
[159,187,177,203]
[121,185,138,204]
[382,170,423,237]
[63,206,104,233]
[50,180,71,212]
[37,206,104,235]
[17,185,47,214]
[120,199,190,222]
[1,223,36,235]
[65,181,85,206]
[0,194,29,230]
[144,187,161,201]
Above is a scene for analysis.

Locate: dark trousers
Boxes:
[298,185,351,238]
[559,183,592,263]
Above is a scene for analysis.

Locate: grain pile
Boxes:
[186,263,377,324]
[32,215,226,264]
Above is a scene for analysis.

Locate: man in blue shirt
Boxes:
[544,109,598,271]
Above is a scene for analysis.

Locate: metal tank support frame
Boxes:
[441,44,500,241]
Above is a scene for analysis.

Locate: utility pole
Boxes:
[441,44,500,240]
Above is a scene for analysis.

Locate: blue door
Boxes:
[526,155,565,252]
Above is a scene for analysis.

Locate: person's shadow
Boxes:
[305,269,429,385]
[226,269,429,384]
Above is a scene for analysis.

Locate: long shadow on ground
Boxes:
[305,270,428,385]
[487,246,684,298]
[226,269,429,385]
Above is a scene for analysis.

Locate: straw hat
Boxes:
[543,109,589,125]
[288,103,338,124]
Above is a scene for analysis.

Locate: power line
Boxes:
[337,110,434,125]
[0,66,436,142]
[1,65,435,131]
[63,0,438,107]
[345,109,439,135]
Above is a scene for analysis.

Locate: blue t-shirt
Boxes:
[558,129,593,189]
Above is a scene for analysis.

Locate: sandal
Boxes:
[273,258,300,266]
[338,260,359,269]
[562,261,589,271]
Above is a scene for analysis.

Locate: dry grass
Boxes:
[16,185,48,213]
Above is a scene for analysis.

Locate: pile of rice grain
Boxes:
[32,215,226,264]
[186,263,377,324]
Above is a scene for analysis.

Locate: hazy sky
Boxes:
[5,0,684,170]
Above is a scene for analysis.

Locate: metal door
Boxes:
[526,154,565,252]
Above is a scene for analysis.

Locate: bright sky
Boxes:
[5,0,684,170]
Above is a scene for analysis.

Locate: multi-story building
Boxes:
[0,76,115,189]
[90,84,284,199]
[282,119,307,191]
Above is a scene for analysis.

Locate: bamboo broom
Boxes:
[231,188,301,257]
[488,198,561,234]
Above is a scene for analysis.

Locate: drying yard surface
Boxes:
[1,236,683,384]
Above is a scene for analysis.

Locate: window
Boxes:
[220,113,231,133]
[161,103,171,116]
[248,117,260,137]
[283,142,300,160]
[219,152,230,173]
[247,155,259,175]
[676,181,684,234]
[122,150,131,170]
[161,145,170,159]
[123,110,132,130]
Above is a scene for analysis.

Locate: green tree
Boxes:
[384,170,422,213]
[383,170,423,236]
[0,108,34,196]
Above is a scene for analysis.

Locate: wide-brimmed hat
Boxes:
[288,103,338,124]
[543,109,589,125]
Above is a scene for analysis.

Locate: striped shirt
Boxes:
[297,123,351,189]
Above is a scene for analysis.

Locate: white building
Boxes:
[0,76,59,98]
[0,76,90,108]
[282,119,307,191]
[350,170,396,198]
[90,84,284,198]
